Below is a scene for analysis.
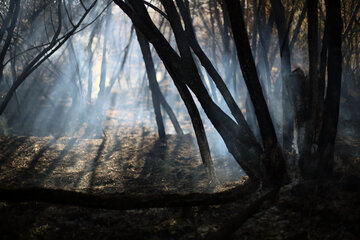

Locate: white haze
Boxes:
[5,1,355,179]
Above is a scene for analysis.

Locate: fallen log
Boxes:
[0,181,257,210]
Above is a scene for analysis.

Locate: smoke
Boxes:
[4,1,358,182]
[0,116,9,135]
[2,3,153,137]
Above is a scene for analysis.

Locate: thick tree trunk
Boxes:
[316,0,343,176]
[224,0,288,186]
[318,22,328,142]
[245,94,260,142]
[300,0,319,174]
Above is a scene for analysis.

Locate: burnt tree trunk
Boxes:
[175,0,255,139]
[289,4,307,50]
[114,0,263,182]
[0,0,21,84]
[136,29,166,140]
[318,19,328,143]
[224,0,288,186]
[316,0,343,177]
[269,0,293,151]
[299,0,319,174]
[158,91,184,136]
[255,0,272,98]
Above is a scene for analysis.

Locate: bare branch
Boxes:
[63,0,75,27]
[144,1,168,20]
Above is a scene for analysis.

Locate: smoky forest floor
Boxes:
[0,124,359,239]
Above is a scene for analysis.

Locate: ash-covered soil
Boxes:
[0,127,243,193]
[0,125,359,240]
[0,127,246,239]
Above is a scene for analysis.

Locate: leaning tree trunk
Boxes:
[135,29,166,140]
[224,0,289,186]
[175,0,255,137]
[114,0,264,182]
[289,4,307,50]
[158,91,184,136]
[0,0,21,84]
[126,0,217,181]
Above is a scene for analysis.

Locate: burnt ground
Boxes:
[0,125,359,239]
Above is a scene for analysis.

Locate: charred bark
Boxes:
[224,0,288,186]
[299,0,319,174]
[114,0,263,182]
[0,0,21,84]
[158,90,184,136]
[175,0,255,139]
[289,4,307,50]
[136,29,166,140]
[316,0,343,177]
